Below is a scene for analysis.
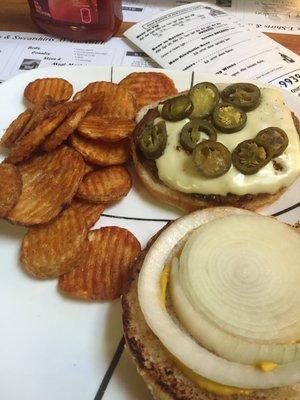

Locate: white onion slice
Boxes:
[170,257,300,365]
[138,207,300,389]
[179,214,300,344]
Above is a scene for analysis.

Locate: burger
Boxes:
[131,82,300,211]
[122,207,300,399]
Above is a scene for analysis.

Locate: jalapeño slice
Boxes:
[180,119,217,152]
[221,83,261,111]
[255,127,288,158]
[138,121,167,160]
[232,139,271,175]
[193,140,231,178]
[161,95,193,121]
[189,82,220,119]
[213,103,247,133]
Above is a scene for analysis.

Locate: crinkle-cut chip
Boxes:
[73,81,116,100]
[20,208,88,279]
[42,101,93,151]
[24,78,73,104]
[58,227,141,300]
[91,85,137,120]
[16,96,59,143]
[69,199,105,228]
[74,81,137,120]
[77,166,132,203]
[83,162,95,175]
[0,163,22,217]
[119,72,178,110]
[7,146,85,226]
[70,134,131,166]
[0,109,33,148]
[78,115,135,142]
[5,110,69,164]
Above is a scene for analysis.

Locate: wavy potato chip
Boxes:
[75,81,136,120]
[119,72,178,110]
[78,115,135,142]
[5,110,69,164]
[69,199,105,228]
[15,96,58,144]
[42,101,92,151]
[58,227,141,300]
[74,81,116,100]
[0,109,33,148]
[0,163,22,217]
[70,134,131,166]
[24,78,73,104]
[83,162,95,175]
[7,146,85,226]
[77,166,132,203]
[92,85,136,120]
[21,208,88,279]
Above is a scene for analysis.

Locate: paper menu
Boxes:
[124,3,300,97]
[0,31,157,82]
[122,0,300,34]
[224,0,300,34]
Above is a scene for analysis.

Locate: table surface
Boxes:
[0,0,299,55]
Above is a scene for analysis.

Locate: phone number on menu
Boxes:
[279,73,300,88]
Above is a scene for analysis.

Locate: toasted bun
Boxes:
[122,223,300,400]
[131,101,300,212]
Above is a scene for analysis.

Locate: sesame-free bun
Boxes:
[122,225,300,400]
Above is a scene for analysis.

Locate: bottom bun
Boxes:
[122,230,300,400]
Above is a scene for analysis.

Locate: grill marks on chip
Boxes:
[76,166,132,203]
[24,78,73,104]
[7,146,85,226]
[70,134,131,166]
[78,115,136,142]
[21,208,88,279]
[0,109,33,148]
[68,199,105,229]
[0,163,22,217]
[58,227,141,300]
[5,110,70,164]
[119,72,178,110]
[42,101,93,152]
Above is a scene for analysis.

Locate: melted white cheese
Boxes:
[155,88,300,196]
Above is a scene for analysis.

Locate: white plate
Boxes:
[0,66,299,400]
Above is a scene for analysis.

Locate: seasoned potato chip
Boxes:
[0,163,22,217]
[58,227,141,300]
[42,101,92,151]
[77,166,132,203]
[69,199,105,228]
[24,78,73,104]
[5,110,69,164]
[78,115,135,142]
[83,162,95,175]
[70,134,131,166]
[7,146,85,226]
[75,81,136,120]
[21,208,88,279]
[119,72,178,110]
[92,85,137,120]
[74,81,115,100]
[0,109,33,148]
[16,95,58,143]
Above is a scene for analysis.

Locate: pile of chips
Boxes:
[0,72,178,301]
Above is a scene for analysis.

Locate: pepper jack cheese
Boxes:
[155,88,300,196]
